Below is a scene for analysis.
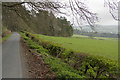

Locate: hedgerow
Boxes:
[20,31,119,79]
[20,32,85,79]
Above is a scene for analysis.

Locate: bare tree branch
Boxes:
[2,2,25,7]
[68,0,98,31]
[3,0,119,25]
[2,1,98,30]
[104,0,119,21]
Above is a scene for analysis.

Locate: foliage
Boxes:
[20,32,84,79]
[2,33,12,43]
[57,17,73,37]
[78,56,118,78]
[2,25,8,34]
[20,31,119,79]
[2,3,73,37]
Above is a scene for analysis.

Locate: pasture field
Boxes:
[21,32,119,78]
[72,34,118,40]
[34,34,118,60]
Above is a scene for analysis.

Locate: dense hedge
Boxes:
[21,31,119,79]
[21,31,85,78]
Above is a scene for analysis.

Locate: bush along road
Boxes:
[20,31,120,79]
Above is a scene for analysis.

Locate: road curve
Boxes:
[2,32,23,78]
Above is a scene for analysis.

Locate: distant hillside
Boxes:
[2,2,73,37]
[73,25,118,34]
[73,29,118,38]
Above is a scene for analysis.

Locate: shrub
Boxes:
[78,56,118,78]
[20,31,119,79]
[20,32,84,79]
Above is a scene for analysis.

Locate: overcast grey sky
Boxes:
[86,0,118,25]
[2,0,118,25]
[56,0,118,26]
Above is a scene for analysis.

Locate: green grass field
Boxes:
[72,34,118,40]
[34,34,118,60]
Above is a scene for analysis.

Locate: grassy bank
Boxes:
[2,33,12,43]
[20,31,119,79]
[20,32,84,78]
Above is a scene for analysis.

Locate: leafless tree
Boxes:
[2,0,98,28]
[104,0,119,21]
[2,0,119,28]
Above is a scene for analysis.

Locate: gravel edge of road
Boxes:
[20,37,57,78]
[20,37,30,78]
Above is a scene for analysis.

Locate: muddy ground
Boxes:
[20,38,56,78]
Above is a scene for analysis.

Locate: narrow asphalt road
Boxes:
[2,32,23,78]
